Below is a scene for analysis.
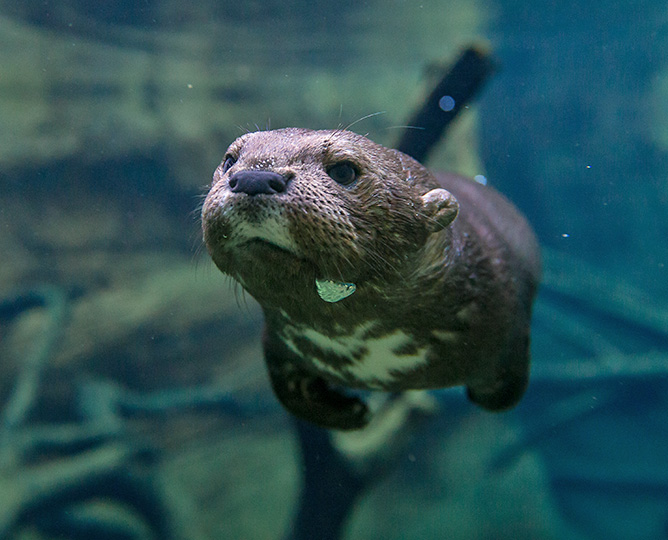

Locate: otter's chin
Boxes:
[210,239,314,301]
[216,238,307,275]
[235,239,356,282]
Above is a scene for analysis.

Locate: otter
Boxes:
[201,128,541,430]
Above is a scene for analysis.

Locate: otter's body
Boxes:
[202,128,540,430]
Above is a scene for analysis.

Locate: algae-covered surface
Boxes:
[1,1,668,539]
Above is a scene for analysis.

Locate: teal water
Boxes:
[0,1,666,539]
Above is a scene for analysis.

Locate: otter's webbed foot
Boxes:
[267,361,370,431]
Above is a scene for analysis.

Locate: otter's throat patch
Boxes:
[315,278,357,303]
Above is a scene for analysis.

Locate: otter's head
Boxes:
[201,128,458,310]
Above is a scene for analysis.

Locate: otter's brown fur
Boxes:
[202,128,541,430]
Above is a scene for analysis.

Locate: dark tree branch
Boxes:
[395,44,496,163]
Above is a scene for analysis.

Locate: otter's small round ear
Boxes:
[421,188,459,232]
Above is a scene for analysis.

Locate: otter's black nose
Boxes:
[228,170,288,196]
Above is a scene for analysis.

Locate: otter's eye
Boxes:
[222,155,236,173]
[327,162,357,186]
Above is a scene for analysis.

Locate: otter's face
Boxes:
[201,128,455,308]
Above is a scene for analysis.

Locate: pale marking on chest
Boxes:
[282,322,429,388]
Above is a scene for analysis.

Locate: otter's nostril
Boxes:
[269,178,287,193]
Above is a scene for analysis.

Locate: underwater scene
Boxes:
[1,0,667,538]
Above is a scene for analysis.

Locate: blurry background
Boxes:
[1,1,667,539]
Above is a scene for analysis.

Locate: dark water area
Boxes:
[1,1,667,539]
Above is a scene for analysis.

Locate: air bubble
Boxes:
[438,95,456,112]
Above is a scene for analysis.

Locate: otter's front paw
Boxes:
[269,367,370,430]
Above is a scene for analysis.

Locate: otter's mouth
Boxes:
[230,237,312,274]
[239,237,301,259]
